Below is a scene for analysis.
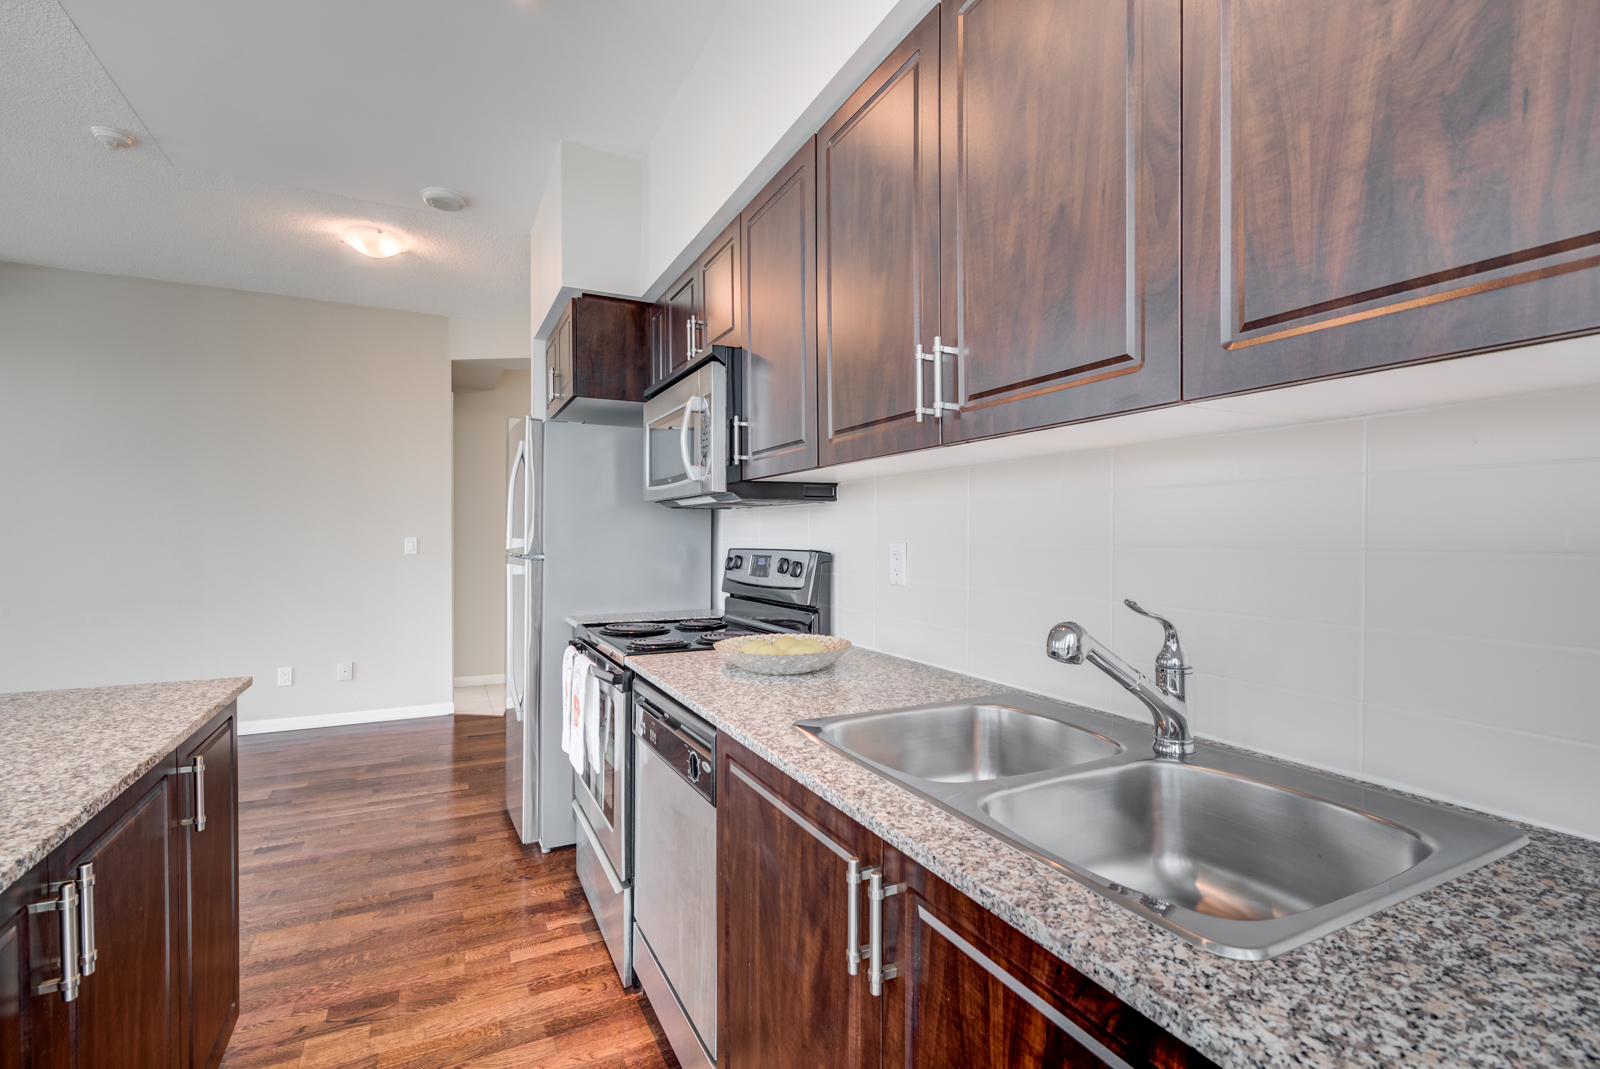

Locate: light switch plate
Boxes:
[277,666,293,686]
[404,537,418,555]
[336,662,353,681]
[889,542,908,586]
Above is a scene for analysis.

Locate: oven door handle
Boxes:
[574,643,626,688]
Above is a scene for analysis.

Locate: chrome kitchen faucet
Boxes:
[1046,600,1195,758]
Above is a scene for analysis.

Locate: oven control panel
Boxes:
[723,548,825,589]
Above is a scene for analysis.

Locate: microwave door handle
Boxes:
[504,438,527,552]
[680,394,711,481]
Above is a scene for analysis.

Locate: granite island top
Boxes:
[623,645,1600,1069]
[0,678,252,893]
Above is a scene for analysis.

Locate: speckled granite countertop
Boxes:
[623,646,1600,1069]
[0,678,251,893]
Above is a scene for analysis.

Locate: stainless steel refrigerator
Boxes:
[505,416,710,849]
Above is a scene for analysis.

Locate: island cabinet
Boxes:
[735,137,821,479]
[653,219,742,388]
[935,0,1182,444]
[1181,0,1600,399]
[0,705,238,1069]
[717,736,1218,1069]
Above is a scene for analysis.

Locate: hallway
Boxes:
[220,715,678,1069]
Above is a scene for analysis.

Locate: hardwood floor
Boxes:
[222,715,679,1069]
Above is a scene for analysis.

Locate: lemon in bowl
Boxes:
[716,633,852,675]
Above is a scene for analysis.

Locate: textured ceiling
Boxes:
[55,0,728,231]
[3,0,724,317]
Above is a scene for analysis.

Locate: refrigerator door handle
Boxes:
[505,438,528,552]
[507,562,525,720]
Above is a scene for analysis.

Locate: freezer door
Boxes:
[505,557,541,842]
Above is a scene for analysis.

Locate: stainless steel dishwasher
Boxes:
[632,679,717,1069]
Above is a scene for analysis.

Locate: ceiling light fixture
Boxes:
[90,126,136,149]
[341,226,409,258]
[421,187,467,212]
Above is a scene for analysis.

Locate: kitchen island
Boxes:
[0,678,249,1069]
[624,646,1599,1069]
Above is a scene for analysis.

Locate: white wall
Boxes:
[448,311,531,364]
[718,345,1600,840]
[0,262,453,725]
[452,371,530,682]
[529,143,645,338]
[642,0,935,294]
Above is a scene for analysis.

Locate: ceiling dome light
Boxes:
[421,186,467,211]
[341,226,409,258]
[90,126,136,149]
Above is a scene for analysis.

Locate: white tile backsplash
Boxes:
[713,385,1600,839]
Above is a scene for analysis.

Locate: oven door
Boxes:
[573,643,632,883]
[643,361,727,502]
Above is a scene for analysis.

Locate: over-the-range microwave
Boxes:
[642,348,836,509]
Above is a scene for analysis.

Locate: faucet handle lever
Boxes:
[1123,600,1192,685]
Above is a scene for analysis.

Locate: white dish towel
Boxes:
[582,667,603,775]
[565,651,588,775]
[559,644,578,761]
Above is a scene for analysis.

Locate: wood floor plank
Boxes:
[222,715,679,1069]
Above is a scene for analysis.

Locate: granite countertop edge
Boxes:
[0,678,252,893]
[618,646,1600,1069]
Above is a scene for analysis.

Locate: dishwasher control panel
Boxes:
[636,695,716,805]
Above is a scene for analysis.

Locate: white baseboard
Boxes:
[237,702,456,735]
[453,674,505,687]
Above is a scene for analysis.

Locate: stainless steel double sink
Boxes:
[796,695,1528,959]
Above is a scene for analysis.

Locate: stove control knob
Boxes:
[725,556,736,570]
[791,561,804,579]
[732,555,744,569]
[777,558,790,575]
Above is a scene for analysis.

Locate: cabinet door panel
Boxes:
[183,722,237,1069]
[740,138,820,478]
[0,912,21,1069]
[818,7,942,465]
[941,0,1180,441]
[1183,0,1600,398]
[544,307,573,419]
[718,740,877,1069]
[667,271,699,378]
[67,780,176,1069]
[701,222,741,351]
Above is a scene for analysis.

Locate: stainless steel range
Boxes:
[567,548,831,1068]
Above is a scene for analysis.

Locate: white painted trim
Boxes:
[237,702,455,735]
[453,674,505,687]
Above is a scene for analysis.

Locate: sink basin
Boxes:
[798,700,1122,782]
[796,693,1529,958]
[981,762,1431,921]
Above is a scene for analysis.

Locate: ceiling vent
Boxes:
[421,186,467,212]
[90,126,136,149]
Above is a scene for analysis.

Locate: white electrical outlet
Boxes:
[889,542,908,586]
[277,666,293,686]
[336,662,353,681]
[404,537,418,555]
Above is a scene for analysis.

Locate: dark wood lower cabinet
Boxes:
[719,736,881,1068]
[181,723,238,1069]
[720,738,1216,1069]
[0,706,238,1069]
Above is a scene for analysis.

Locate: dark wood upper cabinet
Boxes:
[718,736,880,1069]
[700,219,742,352]
[544,295,651,420]
[817,6,943,466]
[663,268,699,383]
[181,722,237,1069]
[939,0,1181,442]
[737,137,821,478]
[1182,0,1600,399]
